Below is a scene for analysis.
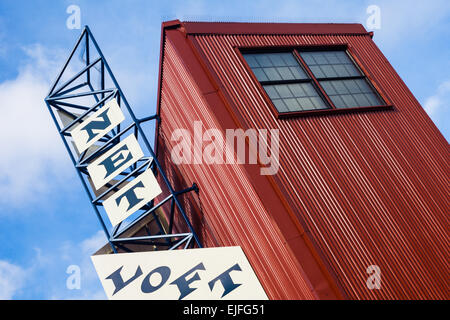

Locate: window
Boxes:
[243,52,328,112]
[242,49,386,115]
[300,51,384,108]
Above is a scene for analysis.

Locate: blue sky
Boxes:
[0,0,448,299]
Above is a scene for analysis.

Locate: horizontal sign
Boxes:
[91,246,268,300]
[71,98,125,153]
[103,169,162,226]
[87,134,144,190]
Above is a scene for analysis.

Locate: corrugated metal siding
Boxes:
[157,35,319,299]
[190,32,449,299]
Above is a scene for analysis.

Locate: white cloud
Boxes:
[7,230,108,300]
[424,81,450,116]
[81,230,107,256]
[0,260,27,299]
[423,81,450,139]
[50,230,107,300]
[363,0,450,47]
[0,44,76,208]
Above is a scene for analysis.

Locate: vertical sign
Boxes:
[68,97,162,226]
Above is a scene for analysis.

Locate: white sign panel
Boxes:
[91,246,268,300]
[103,169,162,226]
[71,98,125,153]
[87,134,144,190]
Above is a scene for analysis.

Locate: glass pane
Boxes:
[255,55,273,67]
[272,99,289,112]
[265,83,328,112]
[353,93,371,106]
[344,64,360,77]
[331,81,349,94]
[324,52,340,64]
[313,53,327,65]
[335,51,351,64]
[341,94,359,108]
[264,86,280,99]
[365,93,383,106]
[244,55,260,68]
[264,67,282,81]
[302,82,319,97]
[310,96,326,108]
[275,85,293,98]
[280,53,299,66]
[253,68,268,82]
[343,79,360,94]
[355,78,373,93]
[332,64,350,77]
[320,81,336,95]
[277,67,295,80]
[284,98,300,111]
[330,95,345,108]
[320,65,338,78]
[268,54,286,67]
[320,79,385,109]
[309,65,325,78]
[243,52,308,81]
[297,97,315,110]
[288,83,306,97]
[300,50,361,79]
[301,53,316,65]
[289,66,305,79]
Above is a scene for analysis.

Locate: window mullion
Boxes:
[316,75,366,81]
[293,49,336,109]
[259,78,311,86]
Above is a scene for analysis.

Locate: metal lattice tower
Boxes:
[44,26,201,254]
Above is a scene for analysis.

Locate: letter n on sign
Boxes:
[71,98,125,153]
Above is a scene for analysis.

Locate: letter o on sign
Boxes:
[141,266,171,293]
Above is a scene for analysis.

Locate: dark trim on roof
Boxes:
[178,21,369,36]
[162,20,182,30]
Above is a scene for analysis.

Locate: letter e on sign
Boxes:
[87,134,144,190]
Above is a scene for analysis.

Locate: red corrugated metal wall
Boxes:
[156,21,449,300]
[156,30,328,300]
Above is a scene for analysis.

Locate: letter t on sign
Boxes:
[208,263,242,298]
[102,169,162,226]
